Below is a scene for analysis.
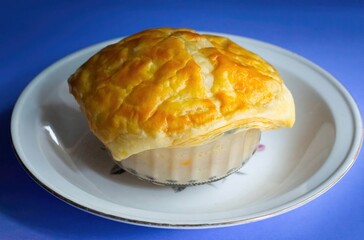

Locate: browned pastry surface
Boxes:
[69,28,295,160]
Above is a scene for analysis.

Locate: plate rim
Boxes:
[10,32,363,229]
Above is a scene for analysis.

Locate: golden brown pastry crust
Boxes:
[68,28,295,160]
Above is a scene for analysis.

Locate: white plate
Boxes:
[11,33,362,229]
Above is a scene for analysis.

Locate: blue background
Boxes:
[1,0,363,239]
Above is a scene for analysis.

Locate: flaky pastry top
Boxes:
[68,28,295,160]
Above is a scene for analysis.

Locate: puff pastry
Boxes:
[68,28,295,161]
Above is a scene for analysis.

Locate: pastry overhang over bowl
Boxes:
[68,27,295,163]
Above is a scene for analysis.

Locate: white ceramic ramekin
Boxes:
[116,129,261,186]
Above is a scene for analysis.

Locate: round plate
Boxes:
[11,32,362,229]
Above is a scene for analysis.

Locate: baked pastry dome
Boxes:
[68,28,295,160]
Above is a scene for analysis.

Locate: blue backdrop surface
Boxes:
[1,0,363,239]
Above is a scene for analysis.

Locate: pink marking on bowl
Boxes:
[257,144,265,152]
